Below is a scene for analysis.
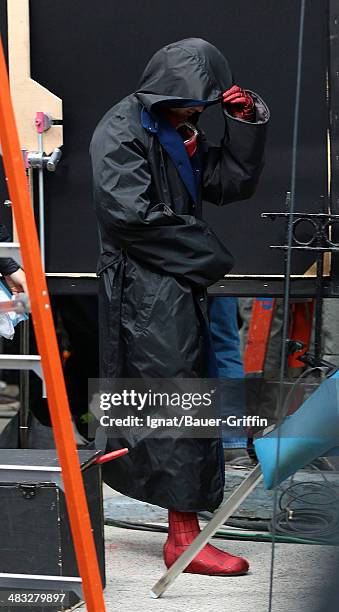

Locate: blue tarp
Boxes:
[254,371,339,489]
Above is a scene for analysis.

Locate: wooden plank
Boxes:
[7,0,63,153]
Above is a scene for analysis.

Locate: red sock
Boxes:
[163,511,249,576]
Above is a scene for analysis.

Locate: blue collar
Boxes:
[141,107,198,204]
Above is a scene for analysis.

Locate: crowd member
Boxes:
[209,296,254,467]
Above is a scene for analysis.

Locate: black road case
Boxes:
[0,450,105,611]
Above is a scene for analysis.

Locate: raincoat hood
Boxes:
[136,38,233,110]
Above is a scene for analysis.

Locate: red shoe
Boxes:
[164,511,249,576]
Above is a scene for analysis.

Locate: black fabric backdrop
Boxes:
[0,0,328,276]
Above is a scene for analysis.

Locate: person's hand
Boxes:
[222,85,255,121]
[4,268,28,296]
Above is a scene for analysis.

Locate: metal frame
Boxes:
[261,210,339,364]
[0,241,21,265]
[0,463,64,489]
[44,275,332,297]
[0,354,45,397]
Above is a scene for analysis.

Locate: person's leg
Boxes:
[164,511,249,575]
[164,300,250,575]
[163,297,250,576]
[209,297,248,456]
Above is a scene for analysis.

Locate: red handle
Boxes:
[94,448,129,465]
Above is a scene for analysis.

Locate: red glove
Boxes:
[222,85,255,121]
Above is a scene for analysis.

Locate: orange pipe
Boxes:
[288,301,315,369]
[0,38,106,611]
[244,298,276,375]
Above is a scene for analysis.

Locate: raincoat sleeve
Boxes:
[0,223,20,277]
[90,115,234,288]
[201,91,270,206]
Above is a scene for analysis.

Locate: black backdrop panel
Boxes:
[0,1,328,276]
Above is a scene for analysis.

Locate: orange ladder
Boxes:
[0,36,106,611]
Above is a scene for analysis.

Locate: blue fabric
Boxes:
[209,297,247,449]
[325,447,339,456]
[157,98,216,108]
[141,107,198,203]
[202,315,219,379]
[255,370,339,490]
[209,297,244,378]
[0,280,28,327]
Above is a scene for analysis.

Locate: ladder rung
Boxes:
[0,242,22,265]
[0,355,41,377]
[0,355,46,396]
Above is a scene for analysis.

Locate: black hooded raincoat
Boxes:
[90,38,269,512]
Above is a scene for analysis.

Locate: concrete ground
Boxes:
[76,520,336,612]
[0,404,338,612]
[74,484,338,612]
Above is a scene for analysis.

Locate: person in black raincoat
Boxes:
[90,38,269,575]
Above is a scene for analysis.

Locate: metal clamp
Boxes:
[26,148,62,172]
[262,207,338,365]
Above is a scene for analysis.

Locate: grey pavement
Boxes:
[72,482,338,612]
[76,523,336,612]
[0,409,338,612]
